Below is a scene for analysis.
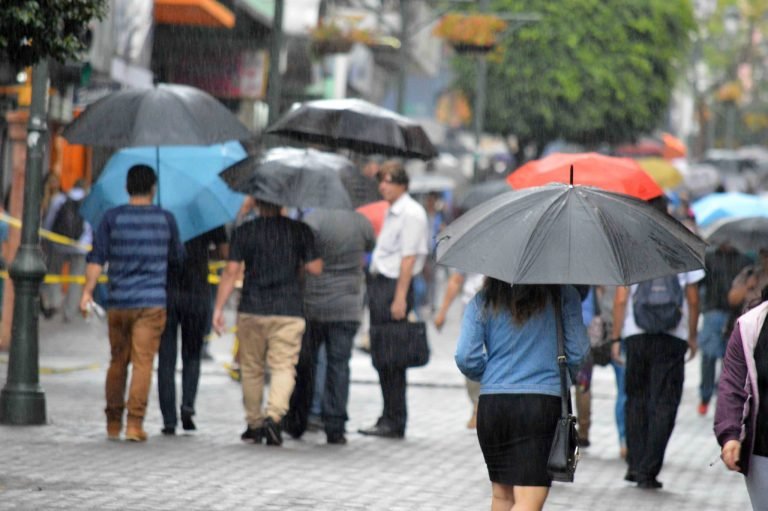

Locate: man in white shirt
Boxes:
[612,269,704,490]
[358,161,428,439]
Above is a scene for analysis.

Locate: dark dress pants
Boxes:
[367,274,414,434]
[158,292,209,428]
[285,320,360,437]
[625,333,687,481]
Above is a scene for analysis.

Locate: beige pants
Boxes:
[237,313,305,427]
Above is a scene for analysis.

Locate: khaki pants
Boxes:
[105,307,166,426]
[237,313,305,427]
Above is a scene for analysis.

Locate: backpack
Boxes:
[632,275,684,333]
[51,197,85,240]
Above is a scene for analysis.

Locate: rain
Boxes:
[0,1,764,510]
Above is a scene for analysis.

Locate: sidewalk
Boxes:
[0,298,752,511]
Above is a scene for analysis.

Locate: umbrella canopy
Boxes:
[436,184,706,286]
[701,216,768,253]
[265,98,438,160]
[62,83,251,147]
[456,179,513,213]
[691,192,768,228]
[635,157,683,189]
[80,142,247,241]
[356,200,389,237]
[219,147,352,210]
[507,152,663,200]
[661,132,687,159]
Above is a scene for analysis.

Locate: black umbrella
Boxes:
[62,83,252,147]
[265,98,438,160]
[702,216,768,253]
[219,147,352,210]
[456,179,513,213]
[436,183,706,286]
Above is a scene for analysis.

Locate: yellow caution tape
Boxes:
[0,212,92,251]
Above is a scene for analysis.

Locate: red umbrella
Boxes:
[506,152,663,200]
[356,200,389,237]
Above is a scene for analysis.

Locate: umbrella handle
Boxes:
[570,165,574,186]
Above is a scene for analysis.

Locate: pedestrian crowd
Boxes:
[27,158,766,511]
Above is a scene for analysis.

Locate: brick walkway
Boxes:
[0,299,752,510]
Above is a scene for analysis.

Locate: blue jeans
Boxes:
[611,357,627,446]
[157,293,209,428]
[284,320,360,436]
[699,310,729,404]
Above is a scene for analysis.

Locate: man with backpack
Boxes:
[611,269,704,490]
[42,179,91,322]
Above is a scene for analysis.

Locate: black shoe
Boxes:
[327,432,347,445]
[577,437,591,448]
[624,471,638,483]
[241,426,264,444]
[637,478,663,490]
[357,423,404,439]
[281,421,303,440]
[161,427,175,436]
[264,417,283,446]
[181,411,196,431]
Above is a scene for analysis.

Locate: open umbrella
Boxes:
[456,179,513,213]
[691,192,768,228]
[356,200,389,237]
[80,142,247,241]
[701,216,768,253]
[635,158,683,189]
[265,98,438,160]
[219,147,352,210]
[507,153,664,200]
[436,183,706,286]
[62,83,251,147]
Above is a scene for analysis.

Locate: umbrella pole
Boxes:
[570,165,574,186]
[156,146,160,206]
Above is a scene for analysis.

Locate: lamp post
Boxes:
[0,60,49,425]
[266,0,285,126]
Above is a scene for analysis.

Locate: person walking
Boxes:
[42,178,90,321]
[715,288,768,509]
[698,242,751,415]
[612,268,704,489]
[158,226,228,435]
[80,165,184,442]
[455,280,589,511]
[358,161,428,439]
[283,208,375,444]
[213,199,322,446]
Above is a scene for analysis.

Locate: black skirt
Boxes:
[476,393,561,487]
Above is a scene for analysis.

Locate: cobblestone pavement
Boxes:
[0,298,752,511]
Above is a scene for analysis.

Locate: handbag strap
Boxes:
[552,287,570,419]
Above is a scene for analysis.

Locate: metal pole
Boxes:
[396,0,409,114]
[0,61,49,425]
[472,0,490,179]
[266,0,285,126]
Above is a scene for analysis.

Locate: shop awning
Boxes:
[154,0,236,29]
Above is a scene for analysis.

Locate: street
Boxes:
[0,296,751,511]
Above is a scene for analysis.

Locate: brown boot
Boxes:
[125,418,148,442]
[107,421,122,440]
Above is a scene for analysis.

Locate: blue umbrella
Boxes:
[81,142,247,241]
[691,192,768,228]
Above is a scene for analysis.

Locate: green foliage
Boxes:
[451,0,695,151]
[0,0,107,67]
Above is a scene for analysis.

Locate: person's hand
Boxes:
[213,308,225,336]
[433,310,446,331]
[687,336,698,362]
[722,440,741,471]
[611,339,623,365]
[391,296,407,320]
[79,291,93,317]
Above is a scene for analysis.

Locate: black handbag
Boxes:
[547,288,580,483]
[369,321,430,370]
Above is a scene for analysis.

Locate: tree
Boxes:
[0,0,107,67]
[449,0,695,161]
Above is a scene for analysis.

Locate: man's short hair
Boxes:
[376,160,409,187]
[126,165,157,196]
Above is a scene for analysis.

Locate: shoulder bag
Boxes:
[370,320,430,370]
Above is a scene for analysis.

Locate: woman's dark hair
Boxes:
[126,165,157,196]
[482,277,556,324]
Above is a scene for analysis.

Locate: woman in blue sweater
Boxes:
[456,279,589,511]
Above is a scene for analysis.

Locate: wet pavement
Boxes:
[0,296,752,510]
